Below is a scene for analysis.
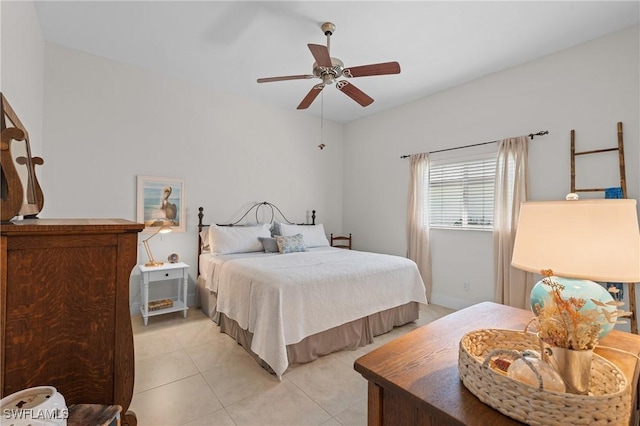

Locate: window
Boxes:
[429,153,496,230]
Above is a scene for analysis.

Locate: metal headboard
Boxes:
[198,201,316,233]
[197,201,316,275]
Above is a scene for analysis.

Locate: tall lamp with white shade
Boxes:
[511,198,640,393]
[512,199,640,285]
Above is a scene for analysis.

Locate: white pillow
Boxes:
[209,223,271,254]
[199,229,210,252]
[279,223,329,248]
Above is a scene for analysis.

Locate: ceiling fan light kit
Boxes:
[257,22,401,110]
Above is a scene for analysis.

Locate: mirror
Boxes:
[0,93,44,222]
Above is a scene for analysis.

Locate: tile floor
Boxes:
[129,303,455,426]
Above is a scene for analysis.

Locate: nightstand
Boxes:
[138,262,189,325]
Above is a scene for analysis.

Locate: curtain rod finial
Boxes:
[529,130,549,139]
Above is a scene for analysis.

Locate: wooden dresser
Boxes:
[354,302,640,426]
[0,219,143,426]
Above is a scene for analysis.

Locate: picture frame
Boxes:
[137,176,185,233]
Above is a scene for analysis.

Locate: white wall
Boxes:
[343,26,639,318]
[42,44,344,313]
[1,0,45,155]
[5,0,639,325]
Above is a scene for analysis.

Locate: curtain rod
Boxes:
[400,130,549,159]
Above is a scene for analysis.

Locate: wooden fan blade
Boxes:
[343,61,401,78]
[257,74,314,83]
[308,44,332,67]
[297,84,325,110]
[335,81,373,107]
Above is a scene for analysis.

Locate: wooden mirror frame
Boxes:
[0,93,44,222]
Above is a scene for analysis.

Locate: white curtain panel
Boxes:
[493,136,533,308]
[407,153,432,300]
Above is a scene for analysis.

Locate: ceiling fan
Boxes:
[257,22,401,110]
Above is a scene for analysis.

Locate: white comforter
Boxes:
[206,247,427,377]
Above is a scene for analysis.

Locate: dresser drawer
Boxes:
[148,268,184,281]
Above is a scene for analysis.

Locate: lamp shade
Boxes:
[511,199,640,283]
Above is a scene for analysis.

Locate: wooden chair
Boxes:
[330,233,352,249]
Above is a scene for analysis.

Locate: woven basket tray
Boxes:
[458,329,629,426]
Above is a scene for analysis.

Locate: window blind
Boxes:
[429,153,496,230]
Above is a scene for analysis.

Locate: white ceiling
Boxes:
[34,1,639,124]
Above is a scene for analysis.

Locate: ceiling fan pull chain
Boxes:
[321,91,325,147]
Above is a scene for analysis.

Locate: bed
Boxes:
[197,202,428,377]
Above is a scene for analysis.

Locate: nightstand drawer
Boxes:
[148,268,183,281]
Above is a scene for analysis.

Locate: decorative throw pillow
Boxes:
[209,223,271,254]
[279,223,330,248]
[275,234,308,254]
[258,236,279,253]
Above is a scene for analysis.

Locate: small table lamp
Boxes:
[143,225,172,267]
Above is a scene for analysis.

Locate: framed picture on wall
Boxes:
[137,176,185,233]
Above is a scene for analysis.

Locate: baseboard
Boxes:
[429,293,478,311]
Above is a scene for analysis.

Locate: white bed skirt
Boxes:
[197,275,419,374]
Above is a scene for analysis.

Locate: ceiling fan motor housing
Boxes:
[313,58,344,84]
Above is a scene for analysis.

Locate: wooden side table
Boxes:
[354,301,640,426]
[138,262,189,325]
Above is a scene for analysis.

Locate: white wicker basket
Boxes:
[458,329,629,426]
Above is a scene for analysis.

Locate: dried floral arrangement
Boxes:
[533,269,625,350]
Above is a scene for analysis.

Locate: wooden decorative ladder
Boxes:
[570,121,636,333]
